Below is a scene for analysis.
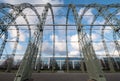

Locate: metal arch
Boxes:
[103,6,120,60]
[40,3,55,72]
[14,32,39,81]
[109,8,120,53]
[91,5,120,72]
[81,5,117,72]
[105,8,120,33]
[65,4,88,72]
[13,5,42,73]
[0,8,33,72]
[0,3,41,39]
[89,7,103,43]
[0,31,8,58]
[16,11,33,53]
[78,4,104,59]
[65,4,91,72]
[101,13,115,72]
[80,4,120,39]
[78,8,87,73]
[78,4,93,26]
[0,4,21,59]
[88,8,106,71]
[5,22,20,72]
[18,3,41,31]
[36,29,43,72]
[66,4,106,81]
[0,3,38,42]
[80,8,106,81]
[65,4,71,72]
[98,7,120,72]
[0,8,16,59]
[88,7,105,70]
[35,3,56,72]
[76,4,105,76]
[112,31,120,70]
[2,9,33,72]
[0,3,18,38]
[113,31,120,56]
[17,3,40,34]
[77,4,96,53]
[0,8,21,72]
[0,3,40,59]
[77,5,92,72]
[2,3,43,81]
[0,8,20,56]
[14,3,56,81]
[105,9,120,54]
[95,4,120,38]
[0,10,10,58]
[20,13,31,43]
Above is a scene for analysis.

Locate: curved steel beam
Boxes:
[0,8,32,72]
[66,4,106,81]
[101,13,115,72]
[95,4,120,38]
[0,31,8,58]
[14,3,55,81]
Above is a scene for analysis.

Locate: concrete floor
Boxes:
[0,73,120,81]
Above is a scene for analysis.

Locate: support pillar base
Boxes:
[23,78,34,81]
[87,79,97,81]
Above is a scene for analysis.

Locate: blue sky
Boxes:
[64,0,120,4]
[0,0,120,4]
[0,0,120,61]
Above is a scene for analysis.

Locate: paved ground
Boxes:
[0,72,120,81]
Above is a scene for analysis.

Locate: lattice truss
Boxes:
[0,3,119,59]
[0,3,120,81]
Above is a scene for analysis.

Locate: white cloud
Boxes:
[95,51,106,57]
[3,0,63,4]
[50,35,58,41]
[15,16,27,24]
[66,34,80,57]
[44,34,81,57]
[91,33,100,41]
[17,43,23,50]
[55,41,66,51]
[42,41,52,54]
[70,34,79,50]
[8,28,17,41]
[69,51,79,57]
[93,43,104,51]
[78,8,94,24]
[19,31,26,41]
[41,34,67,56]
[8,27,26,42]
[104,26,112,33]
[112,50,120,56]
[50,35,66,52]
[9,42,23,51]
